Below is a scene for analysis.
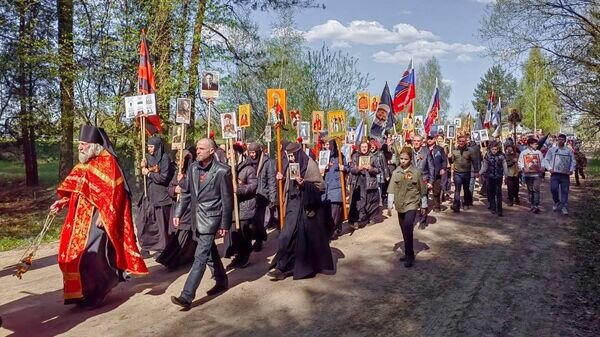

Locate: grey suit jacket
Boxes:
[413,147,435,183]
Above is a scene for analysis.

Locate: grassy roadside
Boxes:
[568,157,600,333]
[0,160,63,251]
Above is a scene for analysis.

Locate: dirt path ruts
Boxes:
[0,180,583,337]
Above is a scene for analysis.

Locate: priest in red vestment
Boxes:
[50,125,148,307]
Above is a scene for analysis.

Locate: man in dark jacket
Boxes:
[427,135,448,212]
[450,135,480,212]
[171,138,233,310]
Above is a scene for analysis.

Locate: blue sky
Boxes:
[254,0,499,118]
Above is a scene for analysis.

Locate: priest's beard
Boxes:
[78,143,104,163]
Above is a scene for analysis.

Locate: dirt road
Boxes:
[0,181,585,337]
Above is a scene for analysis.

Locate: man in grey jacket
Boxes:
[171,138,233,310]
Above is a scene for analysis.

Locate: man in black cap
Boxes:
[49,125,148,307]
[137,135,175,258]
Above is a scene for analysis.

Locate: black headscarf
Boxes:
[147,134,165,166]
[78,125,131,195]
[328,139,339,158]
[286,142,309,176]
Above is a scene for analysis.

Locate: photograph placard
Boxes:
[359,155,370,169]
[552,153,572,174]
[201,71,219,99]
[176,98,191,124]
[289,163,300,180]
[297,121,310,144]
[357,92,370,112]
[523,153,542,174]
[220,112,237,139]
[318,150,331,170]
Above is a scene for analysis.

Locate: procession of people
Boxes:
[41,110,585,312]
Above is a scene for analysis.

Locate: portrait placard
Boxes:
[402,117,413,131]
[346,128,356,145]
[289,163,300,180]
[414,115,424,131]
[318,150,331,170]
[298,121,310,144]
[552,153,572,174]
[471,130,482,143]
[176,98,191,124]
[201,71,219,98]
[479,129,489,141]
[125,96,137,119]
[263,125,272,142]
[454,118,462,128]
[220,112,237,139]
[289,110,301,129]
[359,155,370,168]
[523,153,542,174]
[447,125,456,139]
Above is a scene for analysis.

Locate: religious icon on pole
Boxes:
[267,89,287,125]
[370,95,380,112]
[357,92,370,112]
[289,110,301,129]
[401,117,414,131]
[298,122,310,144]
[327,110,346,137]
[312,111,324,133]
[238,104,251,128]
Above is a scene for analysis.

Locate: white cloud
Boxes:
[304,20,436,46]
[331,40,351,48]
[373,40,486,64]
[457,54,473,62]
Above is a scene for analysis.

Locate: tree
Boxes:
[472,65,518,123]
[515,48,561,134]
[415,57,451,123]
[58,0,74,180]
[480,0,599,132]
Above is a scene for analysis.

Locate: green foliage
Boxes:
[471,64,518,123]
[515,48,561,134]
[415,57,451,122]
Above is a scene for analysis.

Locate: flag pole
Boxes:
[140,117,147,197]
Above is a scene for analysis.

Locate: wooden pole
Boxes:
[276,124,284,229]
[141,117,147,197]
[337,138,349,221]
[228,138,240,231]
[207,99,212,137]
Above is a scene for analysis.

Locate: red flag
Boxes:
[138,31,161,134]
[393,58,416,114]
[424,82,440,136]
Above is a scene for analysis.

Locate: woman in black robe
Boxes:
[137,135,175,257]
[268,142,334,281]
[156,149,197,270]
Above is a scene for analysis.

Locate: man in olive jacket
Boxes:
[450,135,480,212]
[171,138,233,310]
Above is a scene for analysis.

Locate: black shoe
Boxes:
[450,205,460,213]
[515,199,520,205]
[404,256,414,268]
[141,250,151,259]
[252,241,263,252]
[350,223,359,231]
[268,269,292,281]
[399,255,407,261]
[491,209,496,214]
[497,212,503,217]
[237,257,250,268]
[206,280,228,296]
[508,201,513,207]
[171,296,191,310]
[226,258,240,270]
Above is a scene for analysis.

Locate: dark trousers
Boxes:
[398,210,417,257]
[506,176,520,203]
[524,176,541,207]
[453,172,472,208]
[550,173,570,209]
[432,177,442,209]
[239,220,254,261]
[575,167,585,185]
[486,177,503,213]
[253,196,269,241]
[180,232,226,303]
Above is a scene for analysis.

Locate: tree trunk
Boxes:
[58,0,74,180]
[18,0,38,186]
[187,0,208,138]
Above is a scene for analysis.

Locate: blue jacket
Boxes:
[322,156,345,203]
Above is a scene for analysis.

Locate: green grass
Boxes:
[0,160,59,187]
[0,159,61,251]
[587,158,600,175]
